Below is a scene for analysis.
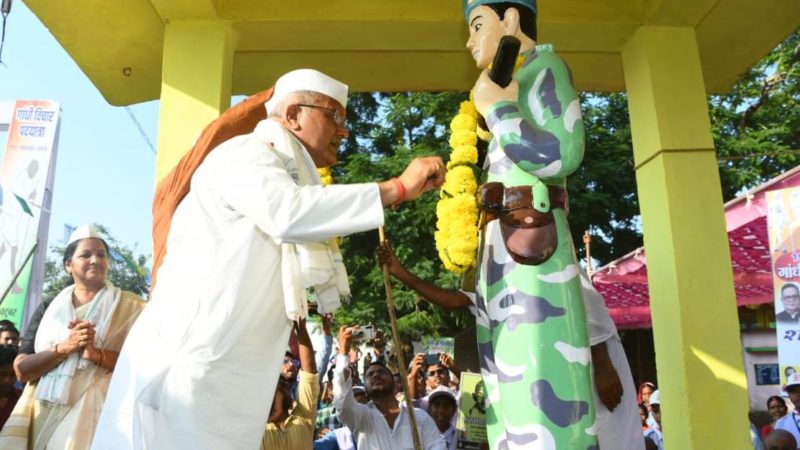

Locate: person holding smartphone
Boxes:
[332,326,446,450]
[407,353,462,400]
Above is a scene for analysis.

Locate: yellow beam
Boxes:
[229,18,632,94]
[151,0,220,19]
[622,26,749,449]
[26,0,799,105]
[233,51,477,95]
[643,0,718,25]
[25,0,164,106]
[220,0,644,22]
[156,20,234,182]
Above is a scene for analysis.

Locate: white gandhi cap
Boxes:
[67,224,104,246]
[264,69,349,115]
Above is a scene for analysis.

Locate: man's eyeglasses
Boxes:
[427,368,448,377]
[297,104,346,128]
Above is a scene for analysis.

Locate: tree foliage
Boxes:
[336,31,799,340]
[42,224,150,301]
[568,92,640,264]
[335,92,472,341]
[710,32,800,200]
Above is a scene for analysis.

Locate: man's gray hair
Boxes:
[268,90,324,119]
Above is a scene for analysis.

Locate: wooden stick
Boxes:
[583,230,593,277]
[378,226,422,450]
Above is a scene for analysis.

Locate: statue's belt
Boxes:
[479,182,567,265]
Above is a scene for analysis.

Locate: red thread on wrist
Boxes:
[392,178,405,208]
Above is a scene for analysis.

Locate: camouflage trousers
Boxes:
[474,217,597,449]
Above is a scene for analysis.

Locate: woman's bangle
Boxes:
[51,343,67,362]
[391,178,405,208]
[97,349,105,368]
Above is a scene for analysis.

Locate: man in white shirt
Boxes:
[426,386,458,450]
[775,379,800,445]
[333,326,446,450]
[579,270,647,450]
[92,69,445,450]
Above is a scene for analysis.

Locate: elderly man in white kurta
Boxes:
[91,69,445,450]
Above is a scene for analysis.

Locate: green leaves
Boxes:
[335,92,468,340]
[711,31,800,200]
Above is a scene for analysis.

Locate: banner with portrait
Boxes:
[765,188,800,395]
[0,100,61,331]
[456,371,488,449]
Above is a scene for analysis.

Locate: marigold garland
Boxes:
[317,167,342,246]
[435,55,526,274]
[435,97,483,274]
[318,167,334,186]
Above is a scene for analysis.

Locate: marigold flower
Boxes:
[448,145,478,168]
[450,113,478,133]
[449,129,478,149]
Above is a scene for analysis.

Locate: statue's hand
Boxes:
[473,70,519,118]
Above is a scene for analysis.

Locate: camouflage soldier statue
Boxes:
[464,1,597,448]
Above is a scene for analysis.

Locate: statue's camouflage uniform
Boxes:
[475,46,598,449]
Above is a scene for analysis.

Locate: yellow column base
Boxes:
[623,26,750,448]
[156,20,234,182]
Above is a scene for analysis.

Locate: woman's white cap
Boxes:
[67,224,104,246]
[265,69,349,115]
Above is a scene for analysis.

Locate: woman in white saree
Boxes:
[0,225,145,450]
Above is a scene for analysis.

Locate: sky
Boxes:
[0,3,160,260]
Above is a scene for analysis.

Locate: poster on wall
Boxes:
[765,188,800,396]
[0,100,61,331]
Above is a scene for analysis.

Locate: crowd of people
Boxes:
[0,286,798,450]
[0,224,790,449]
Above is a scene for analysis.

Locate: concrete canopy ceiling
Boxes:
[25,0,800,105]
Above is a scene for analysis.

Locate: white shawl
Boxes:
[255,119,350,319]
[34,281,121,404]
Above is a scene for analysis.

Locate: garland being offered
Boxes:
[435,55,526,274]
[435,97,482,274]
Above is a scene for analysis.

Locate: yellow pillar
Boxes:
[621,26,750,448]
[156,20,234,182]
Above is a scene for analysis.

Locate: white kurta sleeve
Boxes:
[579,269,618,346]
[331,354,371,432]
[417,410,448,450]
[212,137,384,244]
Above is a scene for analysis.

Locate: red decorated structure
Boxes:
[592,166,800,329]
